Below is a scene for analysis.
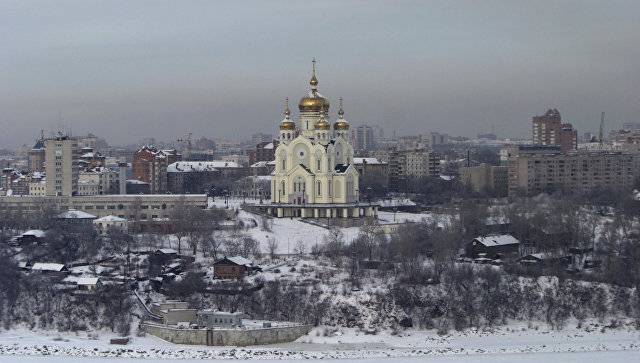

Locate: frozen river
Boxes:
[4,350,640,363]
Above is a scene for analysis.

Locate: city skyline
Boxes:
[2,1,640,148]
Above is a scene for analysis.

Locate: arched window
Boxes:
[328,180,332,196]
[317,181,322,196]
[281,181,285,195]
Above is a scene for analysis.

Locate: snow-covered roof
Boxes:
[22,229,46,238]
[94,215,127,222]
[439,175,455,181]
[353,157,384,165]
[248,175,272,181]
[167,161,240,173]
[76,277,100,285]
[156,248,178,254]
[31,263,66,272]
[227,256,253,267]
[263,142,274,149]
[378,198,416,207]
[474,234,520,247]
[250,161,274,168]
[127,179,148,184]
[57,210,97,219]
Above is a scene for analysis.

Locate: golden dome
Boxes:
[299,94,330,112]
[315,117,330,130]
[334,97,349,130]
[298,59,329,112]
[280,120,296,130]
[280,97,296,130]
[334,120,349,130]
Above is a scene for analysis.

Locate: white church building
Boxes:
[264,61,378,219]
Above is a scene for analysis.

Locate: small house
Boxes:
[213,256,260,279]
[518,253,572,268]
[150,248,179,265]
[62,276,102,292]
[17,230,47,245]
[57,209,97,226]
[31,262,68,274]
[93,215,128,234]
[466,234,520,259]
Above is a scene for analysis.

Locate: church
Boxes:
[264,61,378,220]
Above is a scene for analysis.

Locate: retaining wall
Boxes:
[140,322,312,346]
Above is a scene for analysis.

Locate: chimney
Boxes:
[118,162,127,194]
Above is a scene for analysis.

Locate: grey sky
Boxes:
[1,0,639,147]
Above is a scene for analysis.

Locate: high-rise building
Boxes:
[352,125,375,151]
[532,108,577,152]
[385,148,441,189]
[45,135,79,196]
[28,137,45,172]
[132,146,180,193]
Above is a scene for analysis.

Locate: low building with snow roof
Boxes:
[31,262,68,275]
[466,234,521,259]
[15,229,47,244]
[57,209,97,225]
[353,157,389,187]
[213,256,261,279]
[93,215,128,234]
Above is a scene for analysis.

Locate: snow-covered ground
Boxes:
[6,351,640,362]
[207,197,447,254]
[1,321,638,361]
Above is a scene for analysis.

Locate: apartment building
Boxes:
[132,146,180,193]
[460,163,508,196]
[506,146,637,196]
[45,135,79,196]
[532,108,578,152]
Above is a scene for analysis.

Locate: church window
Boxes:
[282,158,286,170]
[317,181,322,196]
[281,181,285,195]
[328,180,332,196]
[316,159,321,171]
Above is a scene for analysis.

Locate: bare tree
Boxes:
[267,237,279,259]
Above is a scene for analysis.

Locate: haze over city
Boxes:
[2,0,640,148]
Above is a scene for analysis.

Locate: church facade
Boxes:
[265,62,377,219]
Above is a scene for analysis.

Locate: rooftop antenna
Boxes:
[599,112,605,145]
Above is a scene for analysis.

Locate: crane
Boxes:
[177,132,193,160]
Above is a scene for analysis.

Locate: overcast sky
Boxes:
[1,0,639,147]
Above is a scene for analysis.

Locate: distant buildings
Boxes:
[166,160,245,194]
[505,145,637,196]
[132,146,181,193]
[353,157,389,187]
[460,163,508,196]
[28,137,45,172]
[532,108,577,152]
[373,148,440,190]
[351,125,376,151]
[45,135,79,196]
[248,140,278,165]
